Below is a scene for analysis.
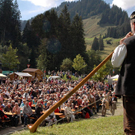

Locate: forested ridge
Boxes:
[0,0,130,76]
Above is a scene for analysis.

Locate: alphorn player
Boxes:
[111,11,135,135]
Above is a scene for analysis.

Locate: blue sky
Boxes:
[17,0,135,20]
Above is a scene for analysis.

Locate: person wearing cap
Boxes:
[111,11,135,134]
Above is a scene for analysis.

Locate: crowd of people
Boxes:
[0,74,117,128]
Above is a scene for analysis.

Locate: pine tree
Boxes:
[71,14,86,59]
[99,35,104,50]
[91,37,99,51]
[0,0,21,47]
[57,5,71,65]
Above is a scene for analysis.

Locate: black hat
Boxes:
[130,11,135,21]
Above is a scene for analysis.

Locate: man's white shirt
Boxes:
[111,34,135,67]
[111,44,127,67]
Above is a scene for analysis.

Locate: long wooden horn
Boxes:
[28,52,113,133]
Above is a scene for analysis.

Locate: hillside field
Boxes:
[83,16,122,59]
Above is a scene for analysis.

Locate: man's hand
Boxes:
[120,32,133,44]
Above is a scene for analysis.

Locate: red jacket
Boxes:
[0,108,7,119]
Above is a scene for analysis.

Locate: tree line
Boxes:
[0,0,120,78]
[0,1,99,75]
[55,0,130,38]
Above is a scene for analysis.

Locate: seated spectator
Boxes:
[4,103,12,112]
[44,101,51,110]
[27,96,32,107]
[22,101,33,127]
[64,103,75,122]
[43,99,47,108]
[3,100,7,108]
[0,101,4,110]
[20,99,26,110]
[12,102,21,126]
[76,97,82,108]
[35,102,43,118]
[0,104,9,127]
[29,87,36,98]
[0,93,4,104]
[32,97,37,105]
[11,100,15,109]
[82,99,92,118]
[23,89,29,100]
[54,107,59,113]
[45,110,57,126]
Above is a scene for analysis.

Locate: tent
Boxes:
[110,74,119,81]
[47,76,60,81]
[2,71,13,75]
[107,74,119,84]
[9,72,32,80]
[48,76,60,79]
[0,73,7,78]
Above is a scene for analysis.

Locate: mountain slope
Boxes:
[83,15,112,38]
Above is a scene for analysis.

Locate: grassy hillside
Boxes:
[83,15,121,58]
[83,15,109,39]
[11,115,124,135]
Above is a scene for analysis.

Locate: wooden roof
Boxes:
[23,68,40,72]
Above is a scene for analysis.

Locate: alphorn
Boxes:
[28,51,113,133]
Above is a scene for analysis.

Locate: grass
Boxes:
[85,36,121,59]
[83,15,122,59]
[11,115,124,135]
[83,15,110,39]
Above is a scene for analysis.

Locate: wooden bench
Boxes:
[59,115,66,119]
[1,119,11,127]
[29,117,37,124]
[1,119,11,123]
[54,113,63,116]
[75,111,82,114]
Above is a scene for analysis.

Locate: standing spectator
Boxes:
[109,93,117,115]
[64,103,75,122]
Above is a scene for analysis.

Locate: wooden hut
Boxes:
[9,72,32,80]
[22,68,43,81]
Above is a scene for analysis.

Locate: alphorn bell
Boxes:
[28,51,113,133]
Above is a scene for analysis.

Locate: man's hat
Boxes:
[130,11,135,22]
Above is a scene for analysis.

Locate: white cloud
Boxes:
[22,0,76,8]
[111,0,135,10]
[20,0,77,20]
[65,0,77,1]
[22,0,60,7]
[28,7,46,14]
